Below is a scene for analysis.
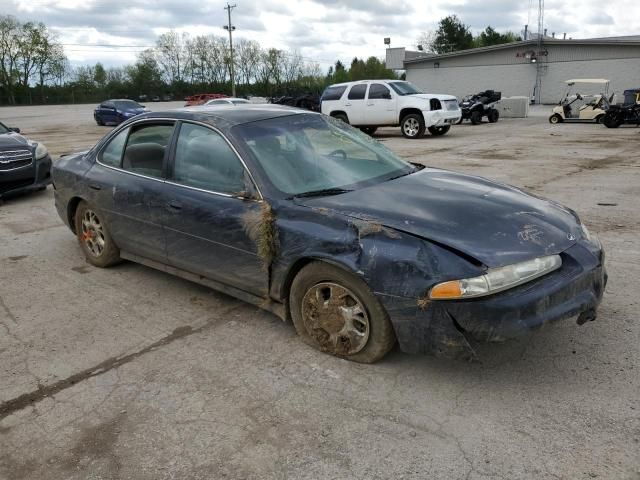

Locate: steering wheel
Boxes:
[327,149,347,160]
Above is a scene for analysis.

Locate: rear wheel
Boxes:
[360,126,377,136]
[549,114,563,124]
[290,262,396,363]
[74,201,121,268]
[603,114,622,128]
[332,112,349,124]
[428,125,450,136]
[487,109,499,123]
[470,110,482,125]
[400,113,425,139]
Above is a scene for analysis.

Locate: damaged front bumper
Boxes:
[379,240,607,360]
[423,110,461,127]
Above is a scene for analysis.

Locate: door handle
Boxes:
[345,103,352,106]
[367,103,374,106]
[88,183,102,191]
[166,200,182,211]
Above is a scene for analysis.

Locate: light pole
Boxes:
[224,3,237,97]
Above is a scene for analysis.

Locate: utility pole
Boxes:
[224,3,237,97]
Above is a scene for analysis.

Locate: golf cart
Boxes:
[457,90,502,124]
[549,79,612,124]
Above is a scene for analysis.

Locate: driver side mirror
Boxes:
[9,127,20,133]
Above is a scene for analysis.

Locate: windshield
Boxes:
[114,100,141,110]
[388,81,423,96]
[232,99,250,104]
[0,122,8,134]
[232,114,415,196]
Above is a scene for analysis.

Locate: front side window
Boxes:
[172,123,246,194]
[122,123,174,177]
[368,84,391,100]
[388,81,423,96]
[348,84,367,100]
[233,114,415,196]
[100,128,129,167]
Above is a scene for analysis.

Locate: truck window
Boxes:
[348,84,367,100]
[368,84,391,100]
[322,85,347,101]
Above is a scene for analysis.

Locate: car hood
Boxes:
[300,168,581,268]
[0,132,31,149]
[410,93,458,102]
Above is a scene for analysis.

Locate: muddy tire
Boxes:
[332,113,349,124]
[74,200,121,268]
[428,125,450,136]
[290,262,396,363]
[470,110,482,125]
[487,109,499,123]
[400,113,425,139]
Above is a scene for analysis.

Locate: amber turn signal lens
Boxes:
[429,280,463,299]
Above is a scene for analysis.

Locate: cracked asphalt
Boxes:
[0,104,639,479]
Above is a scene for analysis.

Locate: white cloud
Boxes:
[4,0,640,69]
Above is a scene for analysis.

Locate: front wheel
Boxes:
[400,113,425,139]
[428,125,450,136]
[603,114,621,128]
[470,111,482,125]
[290,262,396,363]
[74,201,121,268]
[549,114,563,124]
[487,109,499,123]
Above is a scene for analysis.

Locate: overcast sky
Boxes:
[5,0,640,70]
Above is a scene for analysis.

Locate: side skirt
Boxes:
[120,251,287,321]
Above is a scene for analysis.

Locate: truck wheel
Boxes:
[428,125,450,136]
[470,111,482,125]
[332,113,349,124]
[290,262,396,363]
[360,126,377,136]
[487,109,499,123]
[549,114,563,124]
[400,113,425,139]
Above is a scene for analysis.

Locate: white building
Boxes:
[386,36,640,103]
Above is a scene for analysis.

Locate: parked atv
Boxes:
[603,103,640,128]
[457,90,501,125]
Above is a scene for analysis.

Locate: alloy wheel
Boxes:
[81,209,106,257]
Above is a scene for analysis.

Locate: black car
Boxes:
[52,106,606,363]
[0,121,52,199]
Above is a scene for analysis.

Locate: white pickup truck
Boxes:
[320,80,461,138]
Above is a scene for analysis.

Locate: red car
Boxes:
[185,93,227,106]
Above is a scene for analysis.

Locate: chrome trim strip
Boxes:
[94,117,263,200]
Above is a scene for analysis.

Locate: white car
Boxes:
[204,97,251,106]
[320,80,461,138]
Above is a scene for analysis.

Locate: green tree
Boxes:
[432,15,474,53]
[93,62,106,88]
[475,26,522,47]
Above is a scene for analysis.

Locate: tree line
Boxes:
[0,15,397,106]
[417,15,523,54]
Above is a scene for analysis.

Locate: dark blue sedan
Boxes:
[94,99,148,126]
[52,106,606,362]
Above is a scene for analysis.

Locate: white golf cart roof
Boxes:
[566,79,610,85]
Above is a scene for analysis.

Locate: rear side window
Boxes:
[122,123,174,178]
[348,84,367,100]
[368,83,391,100]
[100,128,128,167]
[322,86,347,101]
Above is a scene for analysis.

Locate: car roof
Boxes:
[327,79,403,87]
[141,104,310,128]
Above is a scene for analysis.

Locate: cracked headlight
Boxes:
[429,254,562,300]
[34,142,48,160]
